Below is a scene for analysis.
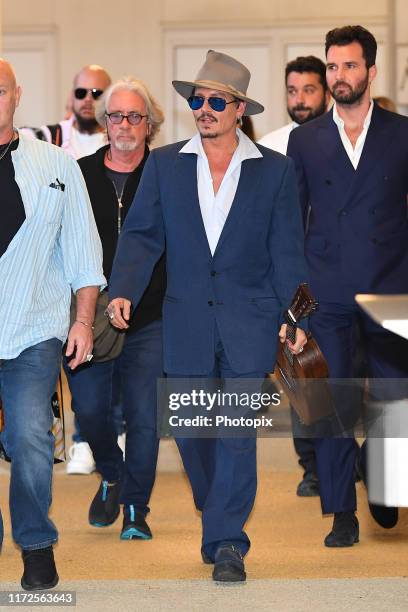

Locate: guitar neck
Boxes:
[283,317,297,365]
[285,322,297,344]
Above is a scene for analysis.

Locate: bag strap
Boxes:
[29,127,48,142]
[47,123,63,146]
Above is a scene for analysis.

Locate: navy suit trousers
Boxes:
[310,301,408,514]
[171,324,264,561]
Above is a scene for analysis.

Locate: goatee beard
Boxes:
[115,140,138,151]
[74,112,99,133]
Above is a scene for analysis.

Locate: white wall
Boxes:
[395,0,408,110]
[1,0,404,144]
[161,0,389,22]
[2,0,164,134]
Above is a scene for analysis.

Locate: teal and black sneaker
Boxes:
[120,505,152,540]
[89,480,121,527]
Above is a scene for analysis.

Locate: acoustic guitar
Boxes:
[274,283,334,425]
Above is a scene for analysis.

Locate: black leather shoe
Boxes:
[21,547,59,591]
[324,512,359,547]
[296,472,319,497]
[368,503,398,529]
[212,544,246,582]
[201,550,213,564]
[120,505,152,540]
[89,480,121,527]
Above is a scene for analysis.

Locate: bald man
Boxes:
[0,58,105,590]
[23,64,111,159]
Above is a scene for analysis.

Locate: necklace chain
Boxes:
[0,129,17,162]
[111,181,124,236]
[105,149,133,235]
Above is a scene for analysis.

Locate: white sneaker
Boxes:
[66,442,96,475]
[117,433,126,458]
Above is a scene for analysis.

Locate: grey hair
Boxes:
[95,76,164,144]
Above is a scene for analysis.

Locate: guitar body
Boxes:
[273,284,334,425]
[281,335,329,379]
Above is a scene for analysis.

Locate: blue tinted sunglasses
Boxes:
[187,95,237,112]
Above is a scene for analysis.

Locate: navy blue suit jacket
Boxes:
[287,104,408,304]
[109,140,307,375]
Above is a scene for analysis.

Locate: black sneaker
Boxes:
[120,505,152,540]
[324,511,359,547]
[89,480,121,527]
[296,472,319,497]
[21,546,59,591]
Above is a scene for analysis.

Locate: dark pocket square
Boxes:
[49,179,65,192]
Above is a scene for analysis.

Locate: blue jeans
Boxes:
[65,319,163,514]
[0,338,61,550]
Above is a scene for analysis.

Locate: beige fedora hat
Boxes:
[172,50,264,116]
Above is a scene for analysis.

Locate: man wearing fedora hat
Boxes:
[107,50,307,582]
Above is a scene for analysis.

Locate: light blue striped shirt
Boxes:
[0,132,106,359]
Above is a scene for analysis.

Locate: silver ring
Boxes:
[109,311,115,320]
[86,354,94,362]
[298,347,304,354]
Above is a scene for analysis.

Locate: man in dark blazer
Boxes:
[287,25,408,547]
[107,50,308,582]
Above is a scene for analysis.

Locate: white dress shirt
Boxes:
[332,100,374,169]
[179,129,263,255]
[257,122,297,155]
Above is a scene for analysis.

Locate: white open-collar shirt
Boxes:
[332,100,374,170]
[179,129,263,255]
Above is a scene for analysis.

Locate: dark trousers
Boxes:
[172,324,263,561]
[65,319,163,514]
[292,427,316,474]
[310,301,408,514]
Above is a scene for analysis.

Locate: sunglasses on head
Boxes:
[187,95,238,112]
[74,88,104,100]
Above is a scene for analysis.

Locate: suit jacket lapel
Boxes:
[317,111,355,184]
[214,157,261,257]
[342,105,394,210]
[352,105,393,183]
[175,152,212,257]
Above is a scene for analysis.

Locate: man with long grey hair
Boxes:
[65,77,166,541]
[95,76,164,144]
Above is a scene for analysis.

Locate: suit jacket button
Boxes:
[325,179,332,185]
[210,270,216,277]
[208,300,214,306]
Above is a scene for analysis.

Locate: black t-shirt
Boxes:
[78,146,166,334]
[105,167,131,201]
[0,138,26,258]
